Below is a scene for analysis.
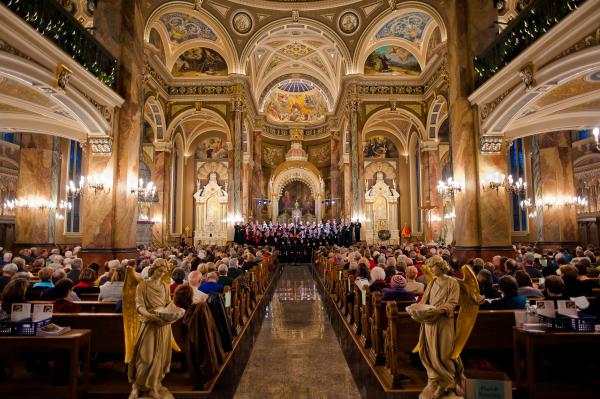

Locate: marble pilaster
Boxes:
[330,129,340,219]
[251,127,263,221]
[232,94,243,218]
[537,132,578,244]
[151,150,166,245]
[349,97,360,220]
[15,134,56,244]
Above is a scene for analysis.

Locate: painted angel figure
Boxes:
[407,256,484,399]
[123,260,182,399]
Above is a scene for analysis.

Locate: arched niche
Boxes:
[269,161,325,223]
[193,172,228,246]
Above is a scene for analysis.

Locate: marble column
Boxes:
[348,96,360,220]
[14,134,59,245]
[330,128,340,219]
[80,145,115,249]
[232,92,244,218]
[151,150,166,245]
[536,131,578,246]
[446,0,496,259]
[251,125,263,221]
[82,0,142,263]
[477,150,513,257]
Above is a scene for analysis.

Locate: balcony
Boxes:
[1,0,118,89]
[474,0,587,87]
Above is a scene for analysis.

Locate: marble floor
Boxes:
[234,264,361,399]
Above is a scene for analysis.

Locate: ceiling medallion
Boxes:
[231,11,253,35]
[338,11,360,35]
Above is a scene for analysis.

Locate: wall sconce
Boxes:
[444,211,456,220]
[132,179,158,204]
[431,215,442,222]
[3,197,71,211]
[520,198,533,210]
[482,172,505,192]
[66,176,85,197]
[437,177,462,199]
[593,127,599,151]
[67,174,111,197]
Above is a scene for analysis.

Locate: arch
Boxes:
[478,46,600,139]
[197,162,228,182]
[269,160,324,222]
[426,95,448,140]
[144,2,240,74]
[0,53,116,140]
[166,107,231,154]
[354,2,447,75]
[364,161,397,180]
[362,107,426,151]
[143,96,166,141]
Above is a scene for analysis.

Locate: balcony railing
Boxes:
[474,0,587,87]
[1,0,118,89]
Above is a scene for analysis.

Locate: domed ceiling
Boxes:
[261,79,330,124]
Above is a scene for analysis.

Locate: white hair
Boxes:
[64,250,73,258]
[3,252,13,262]
[71,258,83,269]
[218,264,228,274]
[2,263,18,275]
[229,258,239,268]
[386,257,397,267]
[108,260,121,269]
[370,266,386,282]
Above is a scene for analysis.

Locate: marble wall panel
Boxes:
[151,151,166,245]
[15,134,54,244]
[478,152,512,247]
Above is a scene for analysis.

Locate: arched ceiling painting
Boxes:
[364,46,421,76]
[262,79,329,124]
[171,47,228,77]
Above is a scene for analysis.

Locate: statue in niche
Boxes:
[406,256,483,399]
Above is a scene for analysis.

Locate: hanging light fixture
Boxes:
[437,177,462,199]
[132,179,159,204]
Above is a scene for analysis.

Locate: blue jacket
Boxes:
[199,281,224,294]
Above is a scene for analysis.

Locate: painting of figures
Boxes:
[364,136,399,158]
[364,46,421,76]
[171,47,227,77]
[278,181,315,219]
[195,136,228,161]
[264,86,328,124]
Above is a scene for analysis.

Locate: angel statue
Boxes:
[406,255,484,399]
[124,260,183,399]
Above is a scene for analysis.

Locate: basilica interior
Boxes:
[1,0,600,398]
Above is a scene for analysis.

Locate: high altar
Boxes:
[364,172,400,244]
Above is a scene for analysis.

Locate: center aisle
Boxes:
[234,264,361,398]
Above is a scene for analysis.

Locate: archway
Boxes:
[269,161,324,223]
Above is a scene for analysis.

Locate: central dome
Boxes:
[262,79,329,125]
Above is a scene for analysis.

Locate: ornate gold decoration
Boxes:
[480,135,503,154]
[89,136,113,156]
[479,87,513,121]
[519,63,535,91]
[54,64,72,91]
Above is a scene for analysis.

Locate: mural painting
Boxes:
[262,144,286,168]
[364,46,421,76]
[308,143,330,166]
[364,136,399,158]
[195,137,228,161]
[263,84,328,123]
[171,47,228,77]
[375,12,432,43]
[278,181,315,220]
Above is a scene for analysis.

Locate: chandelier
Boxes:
[66,174,110,197]
[520,195,588,211]
[3,197,72,211]
[132,179,158,204]
[437,177,462,199]
[481,172,505,192]
[506,175,527,194]
[481,173,527,194]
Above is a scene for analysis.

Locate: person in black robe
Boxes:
[354,220,362,243]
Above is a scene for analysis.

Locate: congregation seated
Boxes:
[199,272,224,294]
[188,270,208,303]
[404,266,424,295]
[543,274,571,303]
[52,278,80,313]
[66,257,83,284]
[217,264,233,286]
[33,267,54,289]
[477,269,500,299]
[382,275,415,301]
[0,263,17,291]
[515,270,544,298]
[1,277,28,314]
[170,267,185,294]
[73,268,100,295]
[227,257,243,279]
[559,264,593,297]
[98,266,125,302]
[369,267,387,292]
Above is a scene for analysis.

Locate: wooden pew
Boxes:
[384,303,516,388]
[30,300,118,313]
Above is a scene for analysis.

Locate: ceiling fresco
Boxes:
[375,12,432,43]
[262,80,329,124]
[364,46,421,76]
[159,12,217,43]
[171,47,228,77]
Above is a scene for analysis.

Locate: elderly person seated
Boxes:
[559,264,592,297]
[217,264,233,287]
[227,257,243,279]
[515,270,543,298]
[74,268,100,295]
[369,267,388,292]
[67,258,83,284]
[404,266,424,295]
[33,267,54,289]
[199,272,224,294]
[382,275,415,301]
[98,267,125,302]
[477,269,500,299]
[0,263,18,291]
[188,270,208,303]
[1,278,28,314]
[480,275,527,310]
[99,259,121,286]
[53,279,80,313]
[170,267,186,294]
[544,275,570,303]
